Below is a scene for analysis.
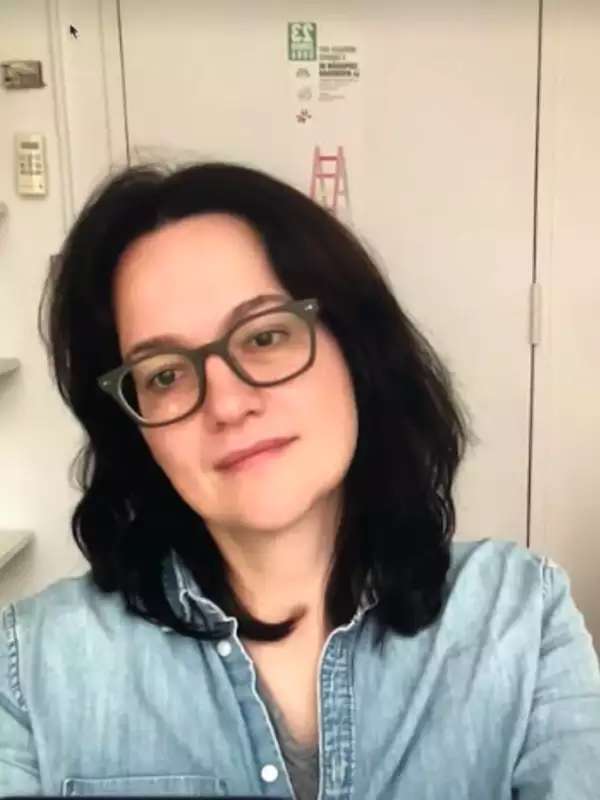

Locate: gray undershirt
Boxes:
[255,672,320,800]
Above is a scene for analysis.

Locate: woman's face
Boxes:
[112,213,358,533]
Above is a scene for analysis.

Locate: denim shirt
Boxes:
[1,537,600,799]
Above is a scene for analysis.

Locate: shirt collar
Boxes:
[161,549,232,634]
[161,549,378,635]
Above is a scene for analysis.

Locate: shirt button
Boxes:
[216,639,232,657]
[261,764,279,783]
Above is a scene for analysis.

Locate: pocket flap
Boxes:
[62,774,227,796]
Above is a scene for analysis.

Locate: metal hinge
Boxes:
[530,282,542,346]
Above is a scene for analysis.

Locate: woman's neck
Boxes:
[208,489,342,625]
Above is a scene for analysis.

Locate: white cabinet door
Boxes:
[531,0,600,647]
[109,0,540,545]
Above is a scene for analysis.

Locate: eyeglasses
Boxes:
[97,297,319,427]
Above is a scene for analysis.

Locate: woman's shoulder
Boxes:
[4,567,114,616]
[448,536,550,585]
[0,572,117,709]
[442,537,567,646]
[1,569,137,659]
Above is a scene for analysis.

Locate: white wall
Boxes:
[0,0,86,608]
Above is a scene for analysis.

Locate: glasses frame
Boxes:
[97,297,319,428]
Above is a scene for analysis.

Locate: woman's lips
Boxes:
[217,438,296,472]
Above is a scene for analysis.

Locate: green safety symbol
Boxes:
[288,22,317,61]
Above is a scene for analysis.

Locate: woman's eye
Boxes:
[250,330,285,347]
[149,369,177,389]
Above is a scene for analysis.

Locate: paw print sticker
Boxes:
[296,108,312,123]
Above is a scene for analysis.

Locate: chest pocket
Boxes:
[61,774,228,796]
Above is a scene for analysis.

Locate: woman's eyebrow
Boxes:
[124,291,289,362]
[224,291,289,329]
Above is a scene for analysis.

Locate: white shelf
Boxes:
[0,358,20,376]
[0,530,34,571]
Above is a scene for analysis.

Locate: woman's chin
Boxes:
[234,505,305,534]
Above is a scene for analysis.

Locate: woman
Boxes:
[1,162,599,799]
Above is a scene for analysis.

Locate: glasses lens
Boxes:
[121,352,200,424]
[228,310,312,383]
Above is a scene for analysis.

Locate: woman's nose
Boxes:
[201,353,263,422]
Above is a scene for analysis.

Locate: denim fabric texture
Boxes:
[1,538,599,799]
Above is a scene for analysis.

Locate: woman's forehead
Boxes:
[117,213,272,281]
[112,214,285,351]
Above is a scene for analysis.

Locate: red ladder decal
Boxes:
[309,146,349,216]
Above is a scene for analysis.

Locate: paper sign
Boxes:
[288,22,317,61]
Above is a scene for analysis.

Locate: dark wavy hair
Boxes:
[38,161,472,646]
